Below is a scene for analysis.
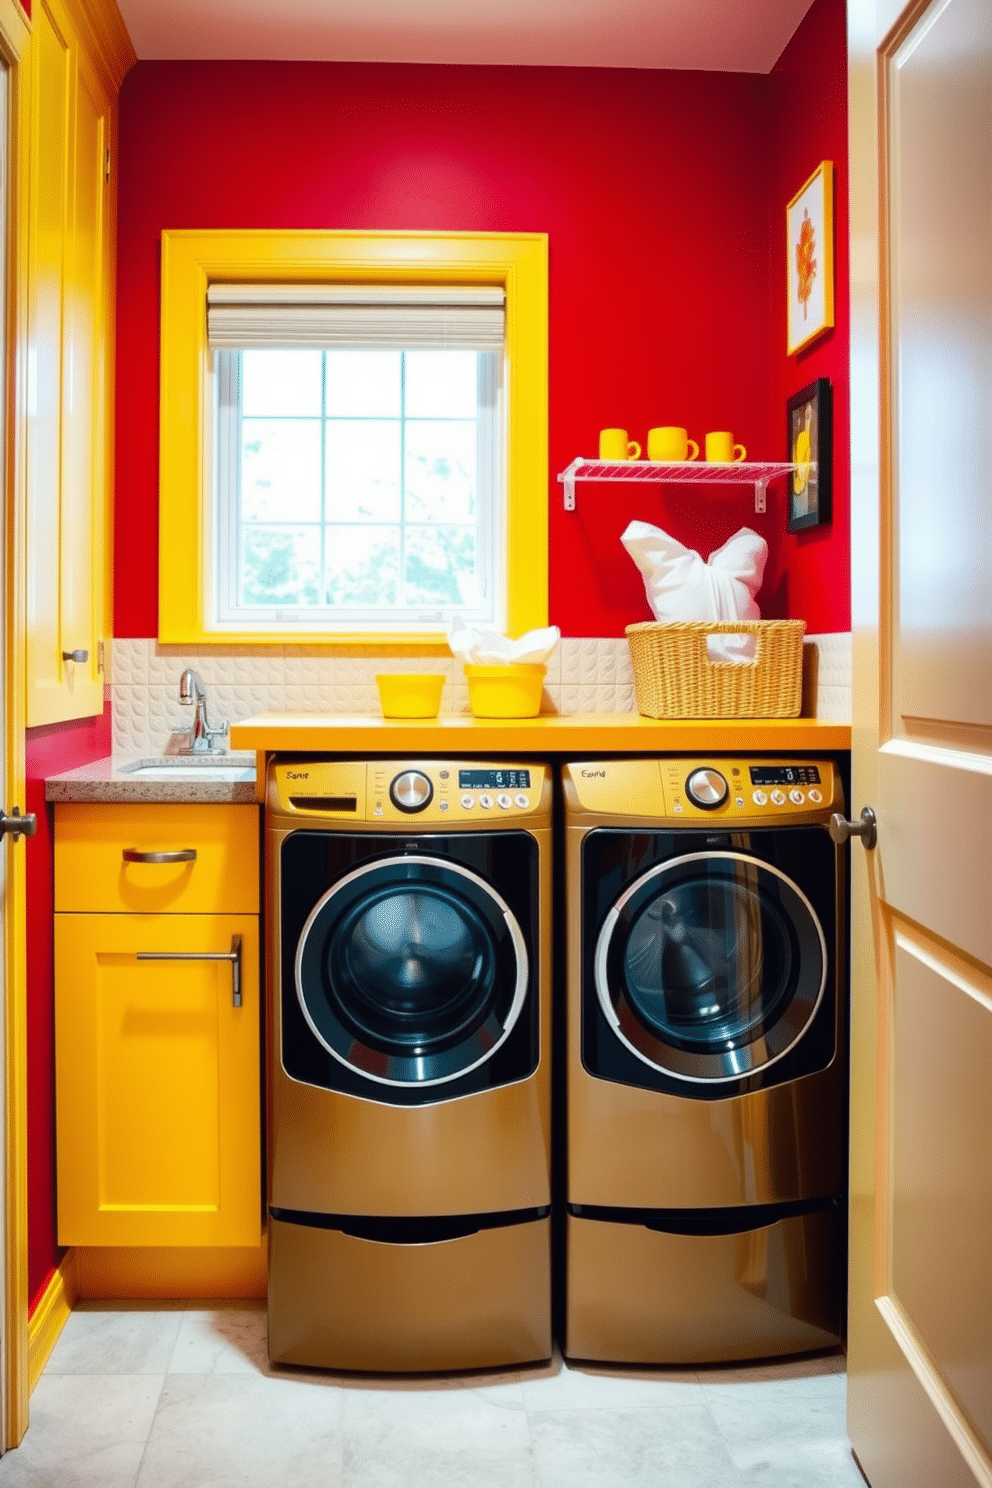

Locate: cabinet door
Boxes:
[26,0,108,726]
[55,913,262,1248]
[60,42,111,708]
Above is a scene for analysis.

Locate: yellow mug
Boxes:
[599,428,641,461]
[705,431,747,463]
[647,426,699,462]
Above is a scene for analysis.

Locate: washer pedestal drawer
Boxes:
[564,1209,843,1365]
[268,1214,551,1370]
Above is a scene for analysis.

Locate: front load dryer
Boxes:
[563,757,847,1365]
[266,757,552,1370]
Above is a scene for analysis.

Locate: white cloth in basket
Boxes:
[621,520,768,663]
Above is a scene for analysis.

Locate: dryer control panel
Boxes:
[564,757,842,824]
[268,758,552,827]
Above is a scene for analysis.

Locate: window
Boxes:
[158,231,548,646]
[209,283,504,632]
[215,346,500,630]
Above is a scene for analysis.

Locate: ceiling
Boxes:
[115,0,818,73]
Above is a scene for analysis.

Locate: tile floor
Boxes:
[0,1303,867,1488]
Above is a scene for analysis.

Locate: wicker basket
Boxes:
[625,620,806,719]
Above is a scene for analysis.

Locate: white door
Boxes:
[847,1,992,1485]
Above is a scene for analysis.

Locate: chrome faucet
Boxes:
[178,669,228,754]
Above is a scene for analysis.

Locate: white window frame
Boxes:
[210,346,504,635]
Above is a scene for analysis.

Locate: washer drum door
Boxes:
[296,854,528,1090]
[596,850,827,1086]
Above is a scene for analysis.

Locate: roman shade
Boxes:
[206,283,505,351]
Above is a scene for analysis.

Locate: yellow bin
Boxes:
[376,673,445,718]
[464,664,546,718]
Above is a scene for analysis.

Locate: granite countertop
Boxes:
[45,753,259,804]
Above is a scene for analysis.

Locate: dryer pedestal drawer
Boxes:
[564,1209,843,1365]
[268,1213,551,1371]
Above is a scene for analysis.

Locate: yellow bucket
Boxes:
[464,664,546,718]
[376,673,445,718]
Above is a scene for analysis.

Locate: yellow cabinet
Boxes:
[26,0,121,725]
[55,806,262,1249]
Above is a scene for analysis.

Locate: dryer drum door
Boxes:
[595,851,827,1084]
[296,855,528,1088]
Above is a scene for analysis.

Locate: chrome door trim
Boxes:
[294,853,529,1088]
[594,850,828,1084]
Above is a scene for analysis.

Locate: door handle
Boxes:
[829,807,877,851]
[62,649,89,663]
[122,848,197,864]
[0,806,37,842]
[136,935,243,1006]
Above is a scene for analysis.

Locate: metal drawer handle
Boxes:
[136,935,243,1007]
[122,847,197,864]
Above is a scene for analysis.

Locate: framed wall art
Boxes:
[787,378,831,533]
[787,160,834,355]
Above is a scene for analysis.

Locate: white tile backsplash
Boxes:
[111,634,851,757]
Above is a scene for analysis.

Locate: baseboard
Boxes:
[28,1250,79,1393]
[75,1240,267,1300]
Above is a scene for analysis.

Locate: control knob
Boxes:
[389,770,433,813]
[685,767,728,810]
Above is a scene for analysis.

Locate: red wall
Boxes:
[27,6,849,1306]
[26,703,112,1310]
[766,0,850,630]
[115,61,787,639]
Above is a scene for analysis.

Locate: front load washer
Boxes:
[563,757,847,1364]
[266,757,552,1371]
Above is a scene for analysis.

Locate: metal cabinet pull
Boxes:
[136,935,243,1007]
[62,649,89,663]
[829,807,877,851]
[122,847,197,864]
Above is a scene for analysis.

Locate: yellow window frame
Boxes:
[159,229,548,647]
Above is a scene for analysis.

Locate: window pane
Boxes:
[405,525,478,606]
[241,349,322,418]
[405,420,477,522]
[241,419,322,522]
[240,526,321,606]
[326,349,401,417]
[326,420,401,521]
[405,350,478,418]
[326,527,401,606]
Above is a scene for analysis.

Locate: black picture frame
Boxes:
[786,378,832,533]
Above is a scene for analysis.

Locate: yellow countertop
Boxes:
[231,711,850,756]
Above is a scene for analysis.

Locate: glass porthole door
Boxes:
[295,854,528,1088]
[595,851,827,1085]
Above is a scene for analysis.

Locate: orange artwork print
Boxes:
[796,209,817,320]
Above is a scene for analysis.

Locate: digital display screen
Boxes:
[459,769,531,790]
[749,766,821,786]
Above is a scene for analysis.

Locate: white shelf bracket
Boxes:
[755,479,768,514]
[560,458,582,511]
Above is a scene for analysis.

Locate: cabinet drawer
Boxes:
[55,803,260,914]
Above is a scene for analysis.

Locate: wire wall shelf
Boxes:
[558,458,808,513]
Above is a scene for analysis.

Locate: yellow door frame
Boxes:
[1,0,33,1449]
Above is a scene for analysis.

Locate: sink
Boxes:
[120,757,255,783]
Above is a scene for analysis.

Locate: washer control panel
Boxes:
[269,758,549,825]
[564,757,840,823]
[659,758,837,820]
